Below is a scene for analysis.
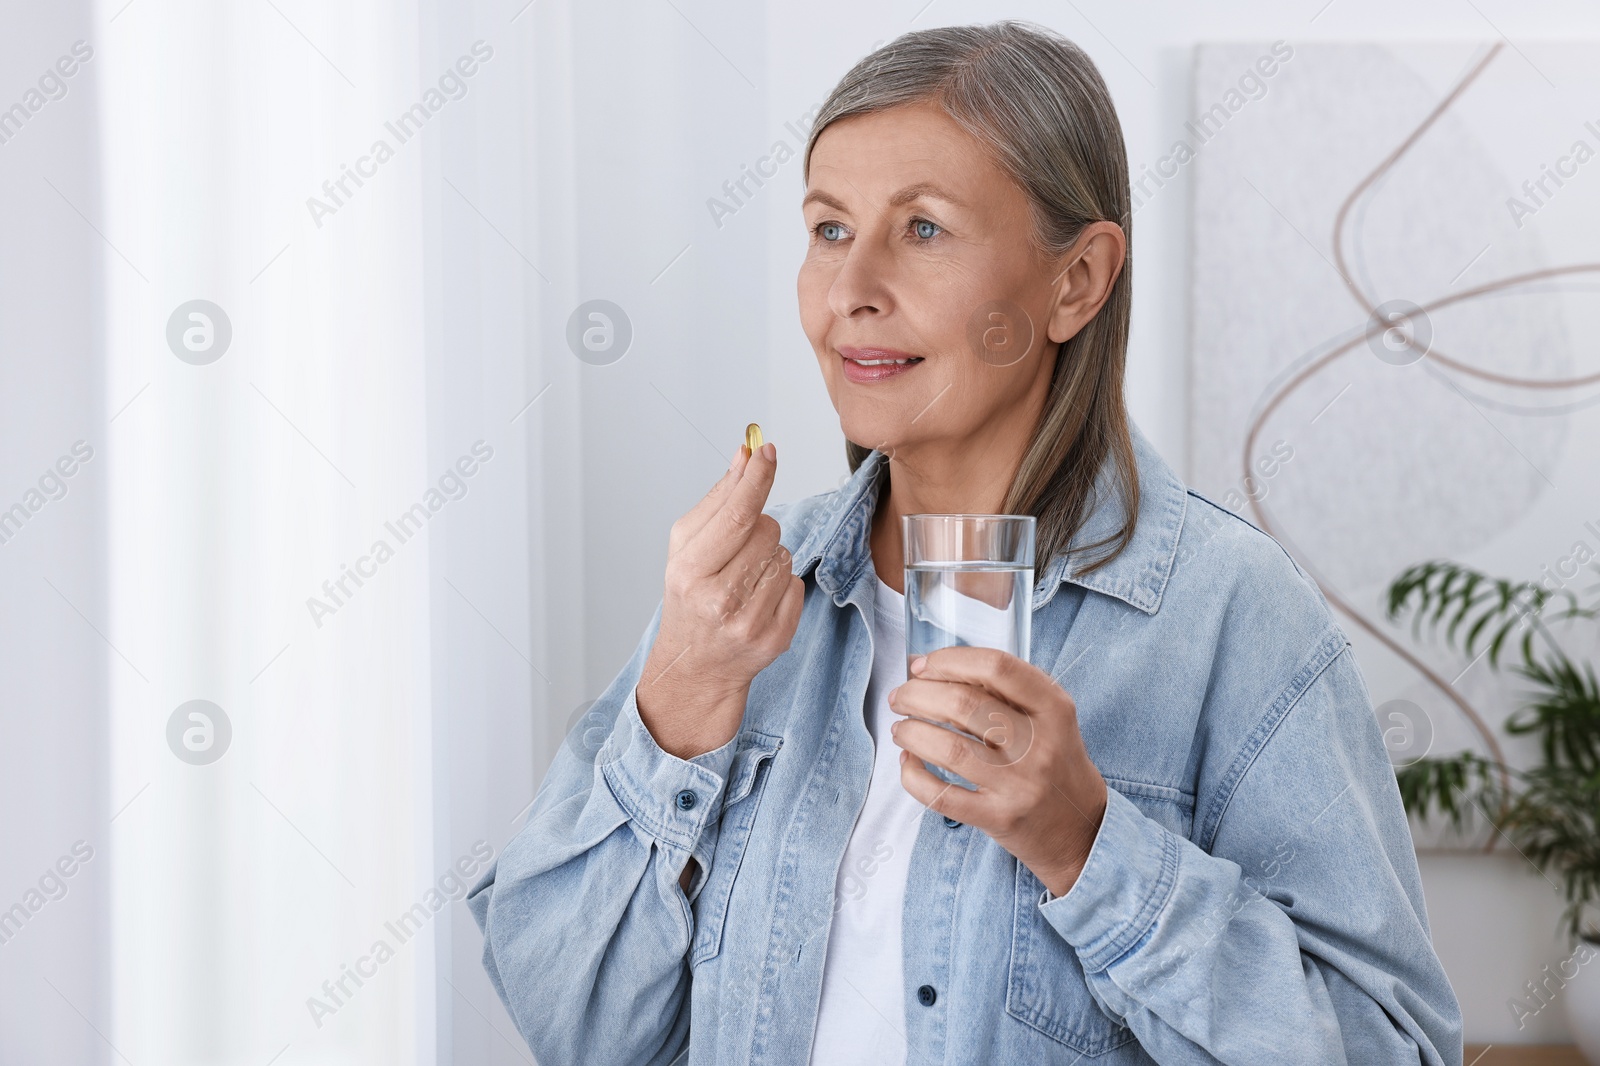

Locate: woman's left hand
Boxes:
[887,646,1107,898]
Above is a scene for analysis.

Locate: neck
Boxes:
[867,399,1044,595]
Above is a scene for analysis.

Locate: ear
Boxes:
[1044,222,1127,345]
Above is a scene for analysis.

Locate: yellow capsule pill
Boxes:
[745,422,764,452]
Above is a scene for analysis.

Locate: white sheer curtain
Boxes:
[100,0,439,1061]
[92,0,607,1060]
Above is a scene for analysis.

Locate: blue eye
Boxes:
[912,218,941,240]
[817,222,845,242]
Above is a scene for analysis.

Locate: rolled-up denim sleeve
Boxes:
[466,601,740,1066]
[1039,633,1463,1064]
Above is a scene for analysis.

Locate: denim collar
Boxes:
[785,420,1187,615]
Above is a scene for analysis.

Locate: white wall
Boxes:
[0,2,107,1061]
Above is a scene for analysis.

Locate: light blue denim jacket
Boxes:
[468,422,1463,1065]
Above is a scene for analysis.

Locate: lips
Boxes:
[838,346,924,384]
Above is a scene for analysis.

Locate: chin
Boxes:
[833,408,889,451]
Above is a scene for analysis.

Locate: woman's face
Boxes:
[798,100,1083,464]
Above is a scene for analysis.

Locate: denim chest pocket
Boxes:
[689,729,783,967]
[1005,783,1193,1057]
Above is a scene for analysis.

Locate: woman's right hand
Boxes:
[636,441,805,760]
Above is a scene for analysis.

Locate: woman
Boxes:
[469,21,1461,1065]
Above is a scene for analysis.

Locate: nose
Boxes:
[826,237,894,322]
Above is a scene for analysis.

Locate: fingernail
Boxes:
[761,442,775,461]
[910,655,927,675]
[729,445,743,471]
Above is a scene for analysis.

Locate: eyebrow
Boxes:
[801,181,966,213]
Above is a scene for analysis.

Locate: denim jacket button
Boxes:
[942,816,960,828]
[916,984,937,1007]
[675,789,697,811]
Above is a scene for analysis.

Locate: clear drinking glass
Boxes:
[901,514,1036,789]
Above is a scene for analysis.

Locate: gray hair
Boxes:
[804,20,1139,575]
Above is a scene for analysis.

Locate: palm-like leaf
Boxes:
[1510,655,1600,776]
[1395,752,1503,833]
[1385,560,1594,670]
[1501,766,1600,940]
[1386,559,1600,943]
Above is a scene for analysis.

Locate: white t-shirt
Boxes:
[808,575,927,1065]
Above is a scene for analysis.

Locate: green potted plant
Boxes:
[1385,560,1600,1059]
